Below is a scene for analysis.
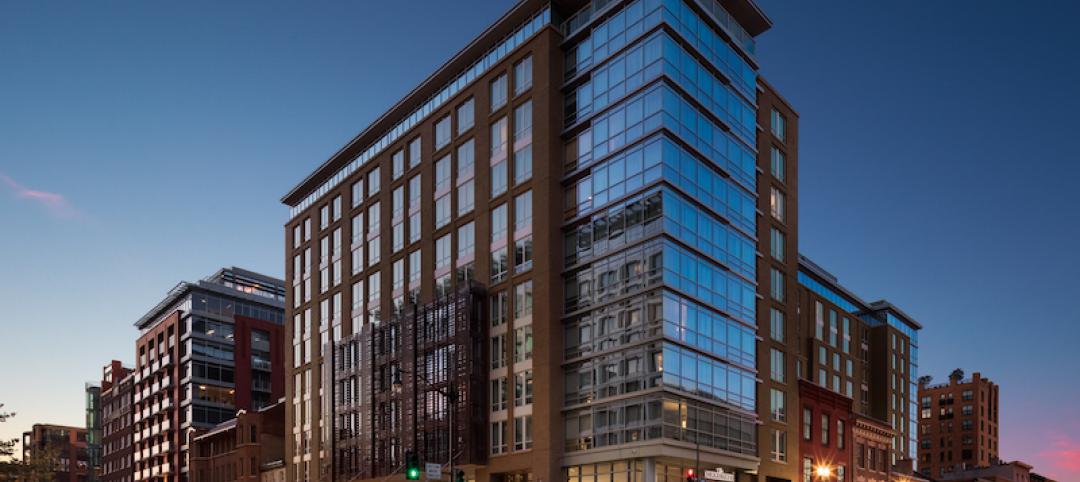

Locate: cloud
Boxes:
[0,172,78,218]
[1039,433,1080,479]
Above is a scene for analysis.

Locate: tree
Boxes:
[0,404,17,460]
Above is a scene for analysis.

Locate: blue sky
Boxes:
[1,0,1078,478]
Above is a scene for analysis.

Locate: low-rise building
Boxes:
[189,401,285,482]
[21,424,89,482]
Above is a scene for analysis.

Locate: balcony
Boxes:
[141,448,150,460]
[141,366,150,379]
[142,427,151,440]
[161,376,172,388]
[134,470,144,481]
[159,441,172,453]
[133,430,143,443]
[160,398,172,411]
[133,450,143,462]
[160,354,171,368]
[151,381,160,393]
[160,419,171,432]
[160,463,172,475]
[134,390,144,404]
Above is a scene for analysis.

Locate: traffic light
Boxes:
[405,450,420,480]
[454,469,465,482]
[685,468,697,482]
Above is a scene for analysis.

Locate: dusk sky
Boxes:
[1,1,1078,479]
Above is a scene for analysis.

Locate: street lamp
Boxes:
[814,465,833,480]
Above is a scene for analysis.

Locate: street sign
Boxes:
[703,468,735,482]
[426,463,442,481]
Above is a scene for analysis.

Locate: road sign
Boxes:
[426,463,442,480]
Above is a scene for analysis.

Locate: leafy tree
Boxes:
[0,404,16,460]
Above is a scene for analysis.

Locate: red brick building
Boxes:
[190,402,285,482]
[917,370,999,479]
[22,424,89,482]
[798,380,852,482]
[851,414,891,482]
[101,361,135,482]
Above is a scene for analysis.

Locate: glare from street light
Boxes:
[814,465,832,479]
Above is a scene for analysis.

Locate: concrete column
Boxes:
[644,458,656,482]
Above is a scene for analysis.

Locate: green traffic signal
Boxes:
[406,468,421,480]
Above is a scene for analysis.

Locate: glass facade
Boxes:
[561,0,758,462]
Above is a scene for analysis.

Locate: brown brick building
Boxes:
[917,370,999,479]
[21,424,89,482]
[190,402,285,482]
[851,414,892,482]
[130,268,285,482]
[101,361,135,482]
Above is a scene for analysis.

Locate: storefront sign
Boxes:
[703,468,735,482]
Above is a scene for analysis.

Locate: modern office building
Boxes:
[22,424,90,482]
[130,268,286,482]
[917,370,999,479]
[189,401,285,482]
[101,361,136,482]
[279,0,805,481]
[796,256,923,472]
[87,383,103,482]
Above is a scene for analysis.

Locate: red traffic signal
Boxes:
[686,469,697,482]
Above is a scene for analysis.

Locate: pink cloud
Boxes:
[1038,433,1080,479]
[0,172,78,218]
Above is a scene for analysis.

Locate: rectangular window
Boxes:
[408,250,421,294]
[351,180,363,208]
[771,109,786,141]
[770,348,785,383]
[514,236,533,273]
[491,117,508,160]
[803,408,812,440]
[513,56,532,95]
[367,166,380,196]
[514,144,532,185]
[435,115,451,150]
[770,308,784,342]
[771,429,787,462]
[490,377,507,412]
[513,325,533,362]
[491,204,508,241]
[837,419,845,449]
[490,74,508,110]
[491,335,505,370]
[408,137,422,168]
[392,149,405,180]
[770,268,784,302]
[457,98,475,135]
[490,291,508,327]
[435,154,451,192]
[491,161,508,197]
[435,195,451,229]
[770,388,786,422]
[770,228,784,261]
[513,415,532,450]
[514,191,532,232]
[458,180,475,216]
[457,139,475,180]
[770,187,785,221]
[457,222,475,260]
[491,421,507,455]
[435,235,451,271]
[332,196,342,221]
[821,414,830,445]
[367,236,380,266]
[513,280,533,320]
[320,205,329,229]
[771,146,785,181]
[513,100,532,141]
[491,246,508,283]
[514,370,533,406]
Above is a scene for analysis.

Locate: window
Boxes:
[770,268,784,301]
[821,414,829,445]
[770,388,786,422]
[457,98,475,134]
[491,421,507,455]
[513,325,533,362]
[458,180,475,216]
[514,144,532,185]
[435,235,451,271]
[408,137,422,168]
[491,335,505,370]
[770,228,784,261]
[803,458,812,482]
[319,204,329,229]
[392,149,405,180]
[770,187,785,221]
[457,139,475,179]
[435,195,451,229]
[803,408,812,440]
[770,348,785,383]
[490,291,508,327]
[408,250,421,293]
[837,420,845,449]
[513,101,532,141]
[771,109,786,141]
[351,179,364,208]
[367,166,380,196]
[491,160,508,197]
[491,117,508,160]
[514,370,533,406]
[351,213,363,245]
[435,115,451,150]
[490,74,508,109]
[457,223,475,260]
[513,415,532,450]
[491,377,507,412]
[491,204,508,241]
[771,147,785,181]
[513,281,533,319]
[771,430,787,462]
[514,236,533,273]
[513,56,532,94]
[332,196,342,221]
[770,308,784,342]
[514,191,532,232]
[491,246,509,283]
